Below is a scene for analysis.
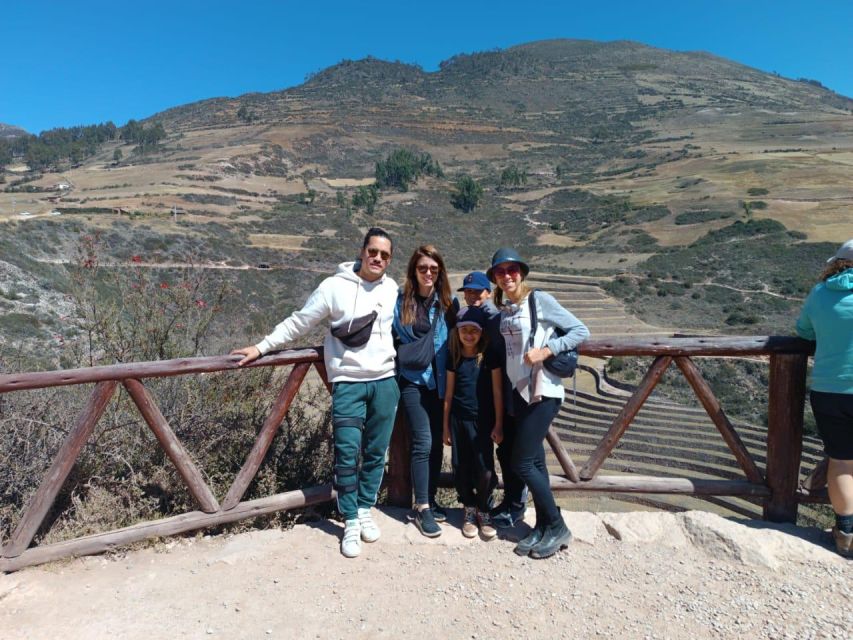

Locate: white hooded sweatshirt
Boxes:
[255,261,398,383]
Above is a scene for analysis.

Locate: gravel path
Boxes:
[1,508,850,639]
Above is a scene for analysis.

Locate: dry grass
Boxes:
[248,233,309,250]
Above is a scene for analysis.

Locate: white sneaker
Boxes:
[358,507,381,543]
[341,519,362,558]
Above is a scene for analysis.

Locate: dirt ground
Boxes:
[1,508,849,640]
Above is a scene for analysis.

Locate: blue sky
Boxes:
[3,1,852,134]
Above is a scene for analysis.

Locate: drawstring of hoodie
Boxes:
[347,279,361,333]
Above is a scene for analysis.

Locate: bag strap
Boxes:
[428,298,441,332]
[527,289,539,349]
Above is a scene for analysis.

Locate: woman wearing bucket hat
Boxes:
[796,238,853,558]
[488,247,590,558]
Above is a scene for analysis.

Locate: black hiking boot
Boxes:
[529,518,572,559]
[513,523,546,556]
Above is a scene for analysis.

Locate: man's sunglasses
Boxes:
[492,264,521,279]
[366,247,391,261]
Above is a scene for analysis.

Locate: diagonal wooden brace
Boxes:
[123,378,220,513]
[674,356,764,483]
[221,362,312,510]
[2,380,118,558]
[546,427,580,483]
[580,355,672,480]
[313,360,333,394]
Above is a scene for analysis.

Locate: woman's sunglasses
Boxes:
[492,264,521,279]
[366,247,391,261]
[416,265,440,275]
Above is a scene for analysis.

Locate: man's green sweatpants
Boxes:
[332,376,400,520]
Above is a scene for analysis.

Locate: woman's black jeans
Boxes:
[398,377,443,506]
[510,390,562,527]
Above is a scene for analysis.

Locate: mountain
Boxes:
[1,39,852,351]
[0,123,27,139]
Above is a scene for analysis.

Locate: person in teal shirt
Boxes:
[796,239,853,558]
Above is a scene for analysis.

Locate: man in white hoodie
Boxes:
[232,228,400,558]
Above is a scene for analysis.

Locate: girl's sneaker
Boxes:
[358,507,381,543]
[462,507,478,538]
[414,507,442,537]
[430,499,448,522]
[341,519,362,558]
[477,510,497,540]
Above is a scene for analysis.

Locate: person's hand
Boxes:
[230,345,261,366]
[523,346,552,366]
[443,427,452,446]
[491,425,503,445]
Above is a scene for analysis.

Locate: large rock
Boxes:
[598,511,689,545]
[679,511,838,569]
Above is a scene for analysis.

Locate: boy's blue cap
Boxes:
[455,304,488,329]
[457,271,491,292]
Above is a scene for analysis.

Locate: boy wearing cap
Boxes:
[458,271,528,528]
[442,304,502,539]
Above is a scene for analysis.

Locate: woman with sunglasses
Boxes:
[488,248,589,559]
[393,244,456,537]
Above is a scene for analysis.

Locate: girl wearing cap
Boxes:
[393,245,455,537]
[488,247,589,559]
[442,304,502,540]
[796,239,853,558]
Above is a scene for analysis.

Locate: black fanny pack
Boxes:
[397,303,440,370]
[528,290,578,378]
[331,311,378,348]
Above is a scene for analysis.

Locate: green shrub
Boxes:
[450,175,483,213]
[374,149,442,192]
[674,210,735,225]
[0,238,334,545]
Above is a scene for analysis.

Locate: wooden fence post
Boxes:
[386,407,412,507]
[764,353,808,523]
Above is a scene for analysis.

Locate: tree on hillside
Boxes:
[374,149,443,192]
[237,105,258,123]
[352,184,379,214]
[120,120,166,155]
[450,175,483,213]
[499,165,527,190]
[113,148,123,163]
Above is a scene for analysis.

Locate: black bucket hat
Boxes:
[486,247,530,282]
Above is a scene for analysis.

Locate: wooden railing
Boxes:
[0,336,819,572]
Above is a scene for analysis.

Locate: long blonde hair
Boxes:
[494,278,531,307]
[449,327,487,368]
[400,244,452,325]
[820,259,853,282]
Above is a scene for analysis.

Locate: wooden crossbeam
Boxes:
[221,363,312,510]
[674,357,764,484]
[123,379,219,513]
[580,356,672,480]
[0,484,335,573]
[2,381,118,558]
